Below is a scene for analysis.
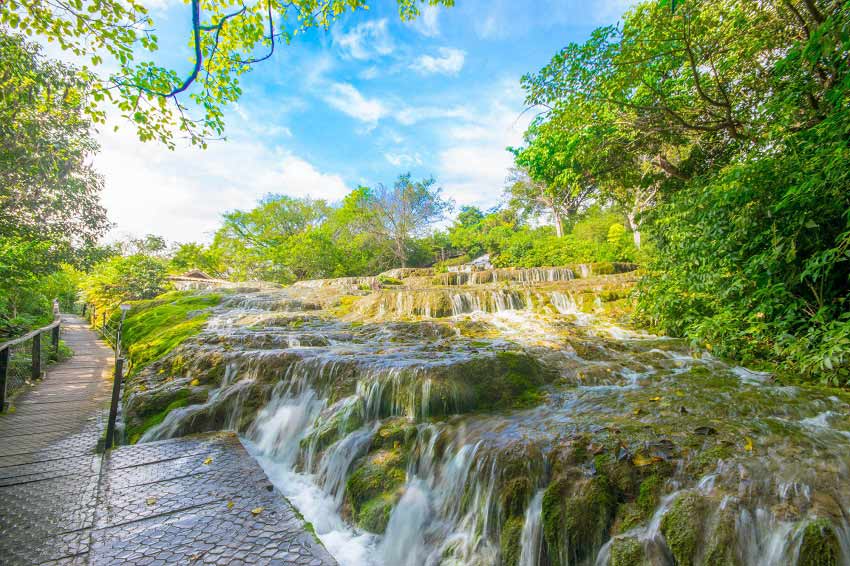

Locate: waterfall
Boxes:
[517,490,545,566]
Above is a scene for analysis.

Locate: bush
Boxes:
[82,254,170,313]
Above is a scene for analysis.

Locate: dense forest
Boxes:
[2,0,849,387]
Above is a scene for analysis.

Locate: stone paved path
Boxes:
[0,315,336,566]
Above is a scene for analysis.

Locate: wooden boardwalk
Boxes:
[0,315,335,565]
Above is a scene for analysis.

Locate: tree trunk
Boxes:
[553,210,564,238]
[627,211,641,249]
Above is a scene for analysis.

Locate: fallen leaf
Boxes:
[251,506,264,515]
[146,497,157,506]
[190,378,200,387]
[633,407,643,416]
[203,457,213,465]
[744,437,754,452]
[632,452,660,467]
[649,396,662,402]
[694,426,717,436]
[227,501,234,510]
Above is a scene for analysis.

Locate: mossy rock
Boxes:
[659,492,705,566]
[357,493,397,534]
[125,388,198,444]
[609,536,649,566]
[702,505,740,566]
[345,449,407,533]
[617,474,664,533]
[797,518,840,566]
[500,516,524,566]
[542,474,616,566]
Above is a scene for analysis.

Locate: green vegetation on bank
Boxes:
[116,292,222,375]
[516,0,850,385]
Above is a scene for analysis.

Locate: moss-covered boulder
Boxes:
[542,473,617,566]
[500,516,525,566]
[659,492,706,566]
[797,519,840,566]
[344,448,407,533]
[609,536,649,566]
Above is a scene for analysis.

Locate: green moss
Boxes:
[125,389,191,444]
[335,295,361,316]
[702,507,740,566]
[358,494,396,534]
[501,476,533,519]
[797,519,840,566]
[121,292,221,374]
[345,449,407,533]
[609,536,648,566]
[378,275,403,286]
[542,475,616,566]
[659,492,705,566]
[618,474,663,532]
[500,516,524,566]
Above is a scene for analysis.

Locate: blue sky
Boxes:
[93,0,632,242]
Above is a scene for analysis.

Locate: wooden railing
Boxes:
[0,300,62,411]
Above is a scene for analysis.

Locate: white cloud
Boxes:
[332,19,394,60]
[434,80,531,208]
[94,125,348,243]
[322,82,388,126]
[411,48,466,76]
[411,5,441,37]
[394,103,468,126]
[384,152,422,167]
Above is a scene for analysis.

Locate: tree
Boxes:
[2,0,455,147]
[357,174,453,267]
[0,32,111,328]
[519,0,850,382]
[82,254,170,311]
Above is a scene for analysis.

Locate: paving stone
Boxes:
[0,316,337,566]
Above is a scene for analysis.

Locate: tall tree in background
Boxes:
[509,117,596,237]
[1,0,454,147]
[357,174,452,267]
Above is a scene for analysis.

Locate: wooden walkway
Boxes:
[0,315,336,565]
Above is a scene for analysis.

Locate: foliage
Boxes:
[521,0,850,385]
[0,32,109,334]
[1,0,454,147]
[441,205,638,268]
[82,255,171,313]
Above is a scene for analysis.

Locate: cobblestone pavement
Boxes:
[0,316,336,566]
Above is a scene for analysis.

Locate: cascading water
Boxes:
[125,267,850,566]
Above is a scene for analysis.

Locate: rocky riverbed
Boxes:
[120,263,850,566]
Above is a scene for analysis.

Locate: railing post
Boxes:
[32,331,42,380]
[51,323,60,361]
[101,312,106,332]
[82,303,87,317]
[105,358,124,449]
[0,347,8,412]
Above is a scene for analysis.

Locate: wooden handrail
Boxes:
[0,300,61,352]
[0,299,62,411]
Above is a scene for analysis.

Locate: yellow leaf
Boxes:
[190,378,200,386]
[632,452,656,467]
[227,501,234,510]
[649,396,662,402]
[251,506,264,515]
[203,457,213,465]
[633,407,642,416]
[675,390,685,397]
[146,497,157,506]
[744,437,754,452]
